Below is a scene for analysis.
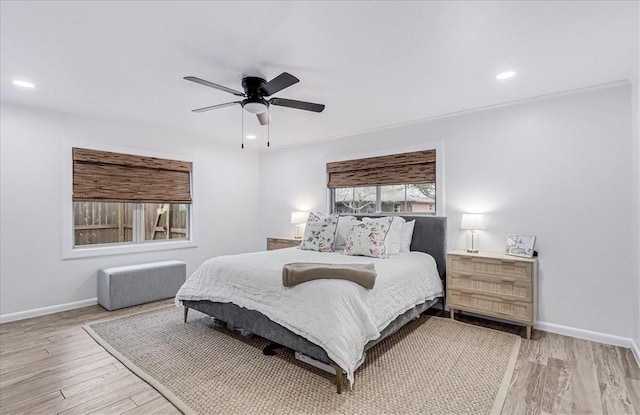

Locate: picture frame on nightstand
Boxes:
[505,234,536,258]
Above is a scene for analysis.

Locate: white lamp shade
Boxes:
[291,211,308,225]
[460,213,485,230]
[244,102,267,114]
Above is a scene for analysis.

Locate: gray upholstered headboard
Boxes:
[353,215,447,280]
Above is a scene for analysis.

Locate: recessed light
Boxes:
[246,134,256,140]
[496,71,516,80]
[12,80,35,88]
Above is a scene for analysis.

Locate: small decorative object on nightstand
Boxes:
[447,250,538,339]
[505,234,537,258]
[267,237,300,251]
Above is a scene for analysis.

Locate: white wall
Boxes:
[259,84,636,341]
[0,103,262,319]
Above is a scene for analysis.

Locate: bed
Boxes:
[176,215,446,393]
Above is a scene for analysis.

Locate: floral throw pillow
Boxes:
[363,216,404,255]
[299,212,339,252]
[343,219,391,258]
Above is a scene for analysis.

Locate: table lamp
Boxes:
[291,211,308,239]
[460,213,485,253]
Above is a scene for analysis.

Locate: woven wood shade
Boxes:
[73,148,192,203]
[327,150,436,188]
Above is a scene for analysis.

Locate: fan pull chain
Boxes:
[267,107,270,148]
[241,108,244,149]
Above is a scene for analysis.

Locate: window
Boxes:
[331,184,435,214]
[327,150,436,215]
[73,202,189,246]
[72,148,192,248]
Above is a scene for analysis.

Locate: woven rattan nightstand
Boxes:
[447,250,538,339]
[266,237,300,251]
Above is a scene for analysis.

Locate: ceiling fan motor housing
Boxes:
[241,76,269,113]
[241,76,266,95]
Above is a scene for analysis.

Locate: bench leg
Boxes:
[330,363,343,394]
[183,306,189,323]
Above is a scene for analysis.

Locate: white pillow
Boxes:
[334,215,358,250]
[363,216,403,255]
[400,220,416,252]
[299,212,339,252]
[343,220,391,258]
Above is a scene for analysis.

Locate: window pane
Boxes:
[406,183,436,213]
[74,201,134,246]
[333,188,352,214]
[143,203,189,241]
[379,185,406,213]
[333,187,376,214]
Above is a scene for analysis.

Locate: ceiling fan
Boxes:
[184,72,325,125]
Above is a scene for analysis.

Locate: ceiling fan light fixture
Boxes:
[243,100,268,114]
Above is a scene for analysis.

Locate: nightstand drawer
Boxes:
[449,255,532,281]
[448,273,532,302]
[448,290,532,323]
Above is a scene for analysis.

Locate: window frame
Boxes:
[62,143,197,260]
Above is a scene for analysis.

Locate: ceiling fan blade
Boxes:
[184,76,245,97]
[256,112,270,125]
[270,98,325,113]
[191,101,240,113]
[259,72,299,96]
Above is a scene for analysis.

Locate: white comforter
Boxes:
[175,248,443,384]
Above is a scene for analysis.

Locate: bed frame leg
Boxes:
[331,363,343,394]
[183,306,189,323]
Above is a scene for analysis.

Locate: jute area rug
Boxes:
[85,308,520,415]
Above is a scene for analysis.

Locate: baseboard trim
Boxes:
[0,298,98,324]
[535,320,636,349]
[444,309,639,358]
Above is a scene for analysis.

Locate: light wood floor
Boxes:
[0,300,179,415]
[446,311,640,415]
[1,301,638,415]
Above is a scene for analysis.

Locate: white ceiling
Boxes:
[1,1,638,148]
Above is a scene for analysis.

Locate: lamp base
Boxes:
[466,231,479,253]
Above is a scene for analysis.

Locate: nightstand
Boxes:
[447,250,538,339]
[266,237,301,251]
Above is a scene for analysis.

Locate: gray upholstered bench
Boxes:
[98,260,186,311]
